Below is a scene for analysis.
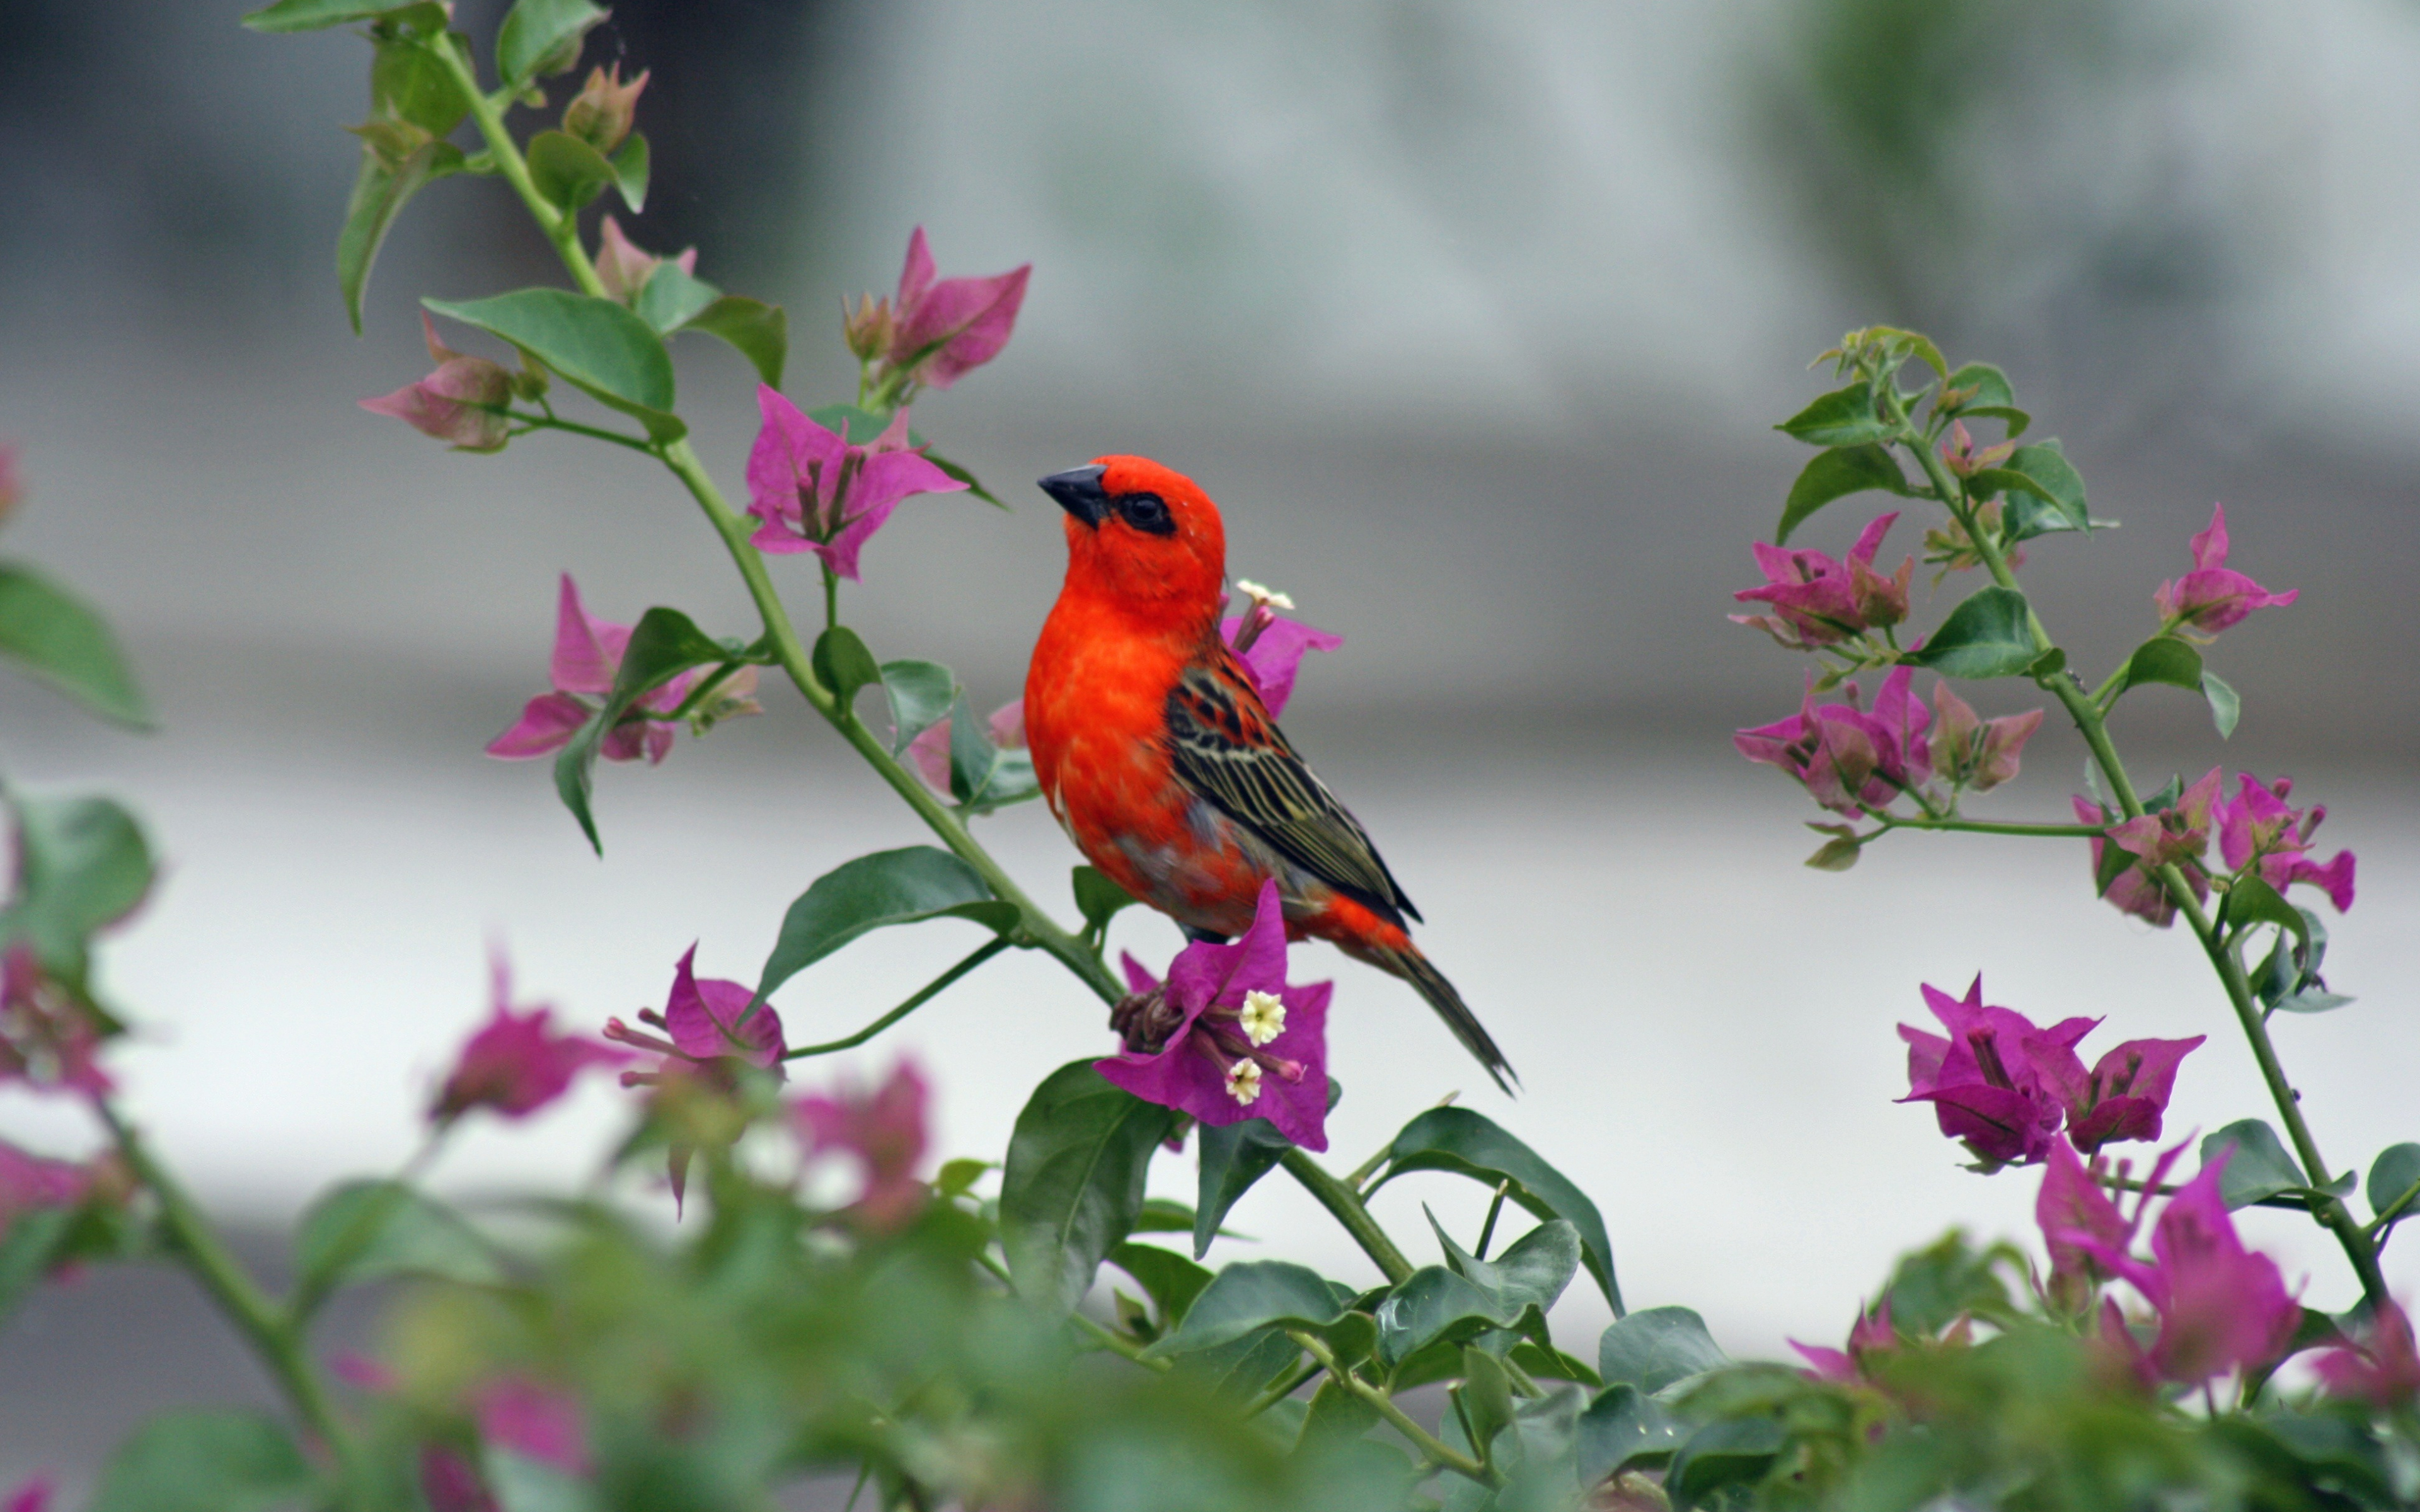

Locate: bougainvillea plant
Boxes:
[0,7,2411,1510]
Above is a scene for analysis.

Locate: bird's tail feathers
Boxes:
[1365,944,1517,1095]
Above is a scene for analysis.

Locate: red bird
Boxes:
[1024,457,1514,1091]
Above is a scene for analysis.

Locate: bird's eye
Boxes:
[1116,492,1176,536]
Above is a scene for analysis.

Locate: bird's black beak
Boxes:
[1038,464,1110,528]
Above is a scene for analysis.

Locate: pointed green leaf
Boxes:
[2366,1144,2420,1228]
[1194,1081,1340,1259]
[1073,866,1138,935]
[1804,836,1860,871]
[676,296,787,389]
[371,38,471,135]
[1373,1266,1532,1370]
[632,261,721,336]
[1455,1346,1518,1467]
[921,447,1005,510]
[2201,1120,2307,1210]
[2,794,154,976]
[1775,444,1913,545]
[0,1207,76,1331]
[1146,1259,1354,1358]
[497,0,606,84]
[754,846,1015,1002]
[810,625,882,711]
[610,132,650,213]
[0,564,151,727]
[338,139,462,335]
[1424,1207,1581,1326]
[1001,1060,1175,1314]
[2203,671,2240,739]
[1901,586,2036,680]
[1577,1383,1689,1483]
[548,607,727,852]
[1999,440,2089,537]
[1940,361,2014,411]
[89,1410,313,1512]
[877,660,957,755]
[525,129,616,212]
[243,0,444,32]
[1598,1306,1729,1395]
[1374,1106,1622,1311]
[291,1179,503,1317]
[1775,382,1890,447]
[2105,635,2203,708]
[423,289,681,440]
[2221,875,2310,956]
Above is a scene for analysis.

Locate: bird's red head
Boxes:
[1037,456,1227,624]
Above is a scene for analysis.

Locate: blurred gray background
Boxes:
[3,0,2416,1491]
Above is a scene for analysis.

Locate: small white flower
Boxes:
[1234,579,1294,611]
[1224,1059,1263,1106]
[1238,989,1287,1046]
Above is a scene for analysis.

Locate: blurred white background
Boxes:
[2,0,2416,1483]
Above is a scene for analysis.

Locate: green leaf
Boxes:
[525,129,617,212]
[922,447,1005,510]
[676,296,788,389]
[1373,1266,1527,1370]
[1455,1347,1518,1467]
[1511,1339,1601,1387]
[291,1179,503,1315]
[1940,361,2014,412]
[2221,876,2310,956]
[1901,586,2036,680]
[549,607,727,852]
[1000,1060,1176,1314]
[2367,1144,2420,1228]
[1774,445,1913,545]
[1073,866,1138,935]
[0,1206,75,1330]
[1775,382,1890,447]
[1132,1196,1202,1235]
[942,691,1041,816]
[1193,1082,1340,1260]
[497,0,606,84]
[1665,1416,1785,1512]
[810,625,882,711]
[1576,1383,1688,1484]
[2201,1120,2307,1210]
[1597,1306,1729,1395]
[1148,1259,1354,1357]
[338,138,462,335]
[2,794,154,975]
[1374,1106,1622,1311]
[754,846,1015,1003]
[2109,634,2203,701]
[877,660,957,755]
[934,1157,989,1199]
[423,289,681,441]
[1804,835,1860,871]
[805,404,896,442]
[0,564,151,727]
[609,132,650,213]
[1107,1242,1215,1331]
[1995,440,2090,541]
[370,38,471,135]
[89,1410,314,1512]
[635,263,724,340]
[1423,1208,1581,1321]
[2203,670,2240,738]
[242,0,442,31]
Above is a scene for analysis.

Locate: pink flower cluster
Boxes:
[744,389,965,581]
[1899,977,2203,1166]
[2076,769,2354,927]
[1731,513,1913,650]
[845,227,1031,394]
[2153,504,2296,636]
[1736,668,2041,816]
[485,575,760,767]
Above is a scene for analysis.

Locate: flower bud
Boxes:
[842,293,894,363]
[560,63,647,154]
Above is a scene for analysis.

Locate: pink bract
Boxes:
[2152,504,2298,634]
[360,314,514,453]
[885,226,1030,391]
[430,953,630,1124]
[793,1059,930,1232]
[744,387,964,581]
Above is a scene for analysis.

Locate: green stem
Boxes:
[103,1106,359,1480]
[1473,1181,1509,1261]
[651,438,1122,1005]
[2366,1177,2420,1239]
[1245,1358,1327,1417]
[1873,815,2107,840]
[822,564,840,633]
[782,939,1010,1060]
[1884,379,2388,1310]
[973,1246,1170,1372]
[506,411,654,452]
[1281,1148,1412,1284]
[1287,1330,1492,1485]
[435,37,607,301]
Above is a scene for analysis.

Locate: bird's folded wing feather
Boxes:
[1163,655,1420,922]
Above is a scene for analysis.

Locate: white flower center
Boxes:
[1238,990,1287,1047]
[1235,579,1294,611]
[1224,1059,1263,1106]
